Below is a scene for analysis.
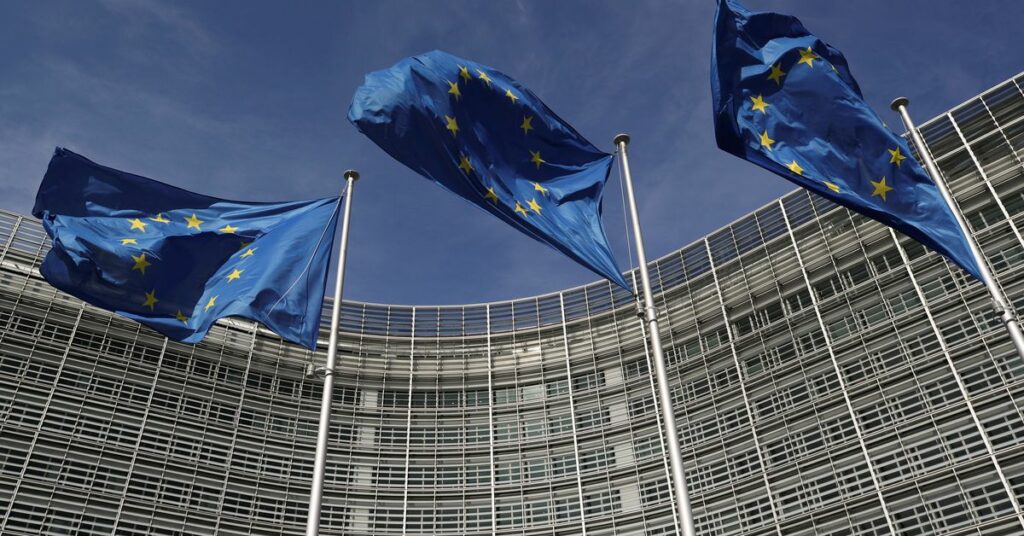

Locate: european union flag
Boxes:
[348,50,629,289]
[711,0,981,279]
[33,148,340,349]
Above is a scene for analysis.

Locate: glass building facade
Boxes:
[2,73,1024,535]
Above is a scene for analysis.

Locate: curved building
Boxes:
[2,73,1024,535]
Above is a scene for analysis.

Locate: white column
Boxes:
[778,198,897,534]
[887,227,1024,529]
[485,304,497,535]
[703,237,783,535]
[559,292,589,535]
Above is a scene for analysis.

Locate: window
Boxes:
[465,389,488,406]
[546,379,569,398]
[548,413,574,435]
[871,248,903,274]
[629,395,656,419]
[553,496,581,521]
[623,359,649,380]
[550,452,577,477]
[494,386,519,404]
[641,479,671,506]
[579,447,615,472]
[573,370,605,392]
[575,407,610,430]
[633,434,663,460]
[584,489,621,516]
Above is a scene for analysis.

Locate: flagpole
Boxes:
[306,170,358,536]
[890,99,1024,360]
[615,134,697,536]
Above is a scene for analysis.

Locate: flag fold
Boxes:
[711,0,981,279]
[33,148,339,349]
[348,50,629,289]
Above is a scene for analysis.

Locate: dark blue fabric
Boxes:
[33,148,340,349]
[712,0,981,279]
[348,50,629,289]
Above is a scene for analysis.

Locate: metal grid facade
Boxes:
[2,73,1024,535]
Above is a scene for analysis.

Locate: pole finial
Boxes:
[890,97,910,112]
[344,169,360,181]
[613,133,631,147]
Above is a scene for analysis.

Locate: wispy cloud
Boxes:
[2,0,1022,304]
[96,0,218,58]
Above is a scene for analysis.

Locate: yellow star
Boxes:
[458,65,471,82]
[218,224,238,234]
[142,289,158,311]
[484,187,499,203]
[532,182,548,195]
[226,268,243,282]
[528,198,542,214]
[447,80,461,100]
[504,88,518,103]
[131,253,152,275]
[174,310,189,325]
[787,161,804,175]
[149,213,170,224]
[204,295,218,312]
[445,115,459,137]
[520,115,534,135]
[767,63,786,86]
[530,150,545,169]
[184,213,203,230]
[514,201,529,217]
[760,131,776,150]
[240,247,256,258]
[888,147,906,167]
[750,94,769,113]
[871,176,894,201]
[128,218,147,232]
[120,238,138,245]
[458,154,473,174]
[824,181,840,193]
[797,47,819,68]
[477,69,492,86]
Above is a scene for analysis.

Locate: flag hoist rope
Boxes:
[890,99,1024,360]
[306,170,358,536]
[614,134,697,536]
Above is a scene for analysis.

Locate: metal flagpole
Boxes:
[614,134,697,536]
[306,170,359,536]
[890,98,1024,360]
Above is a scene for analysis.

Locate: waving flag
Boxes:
[33,148,339,349]
[711,0,981,279]
[348,50,629,289]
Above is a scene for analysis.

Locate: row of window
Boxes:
[2,77,1024,534]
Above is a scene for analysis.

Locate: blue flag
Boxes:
[348,50,629,289]
[33,148,340,349]
[711,0,981,279]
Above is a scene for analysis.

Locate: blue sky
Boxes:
[1,0,1022,305]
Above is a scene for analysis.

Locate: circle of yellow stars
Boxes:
[746,45,904,203]
[118,211,261,326]
[442,63,555,223]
